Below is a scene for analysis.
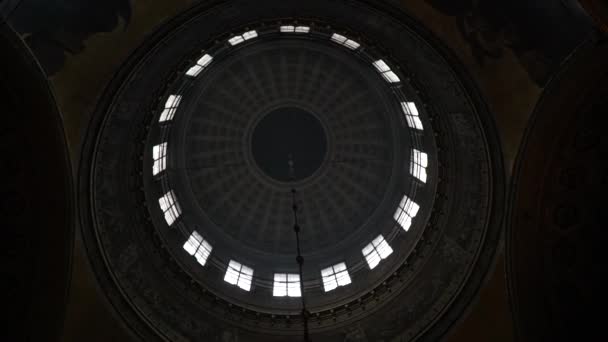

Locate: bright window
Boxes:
[224,260,254,291]
[373,59,390,72]
[410,149,428,183]
[401,101,424,130]
[295,26,310,33]
[185,53,213,77]
[183,231,213,266]
[159,95,182,122]
[158,190,181,226]
[229,30,258,46]
[228,35,244,45]
[331,33,347,44]
[330,33,360,50]
[372,59,401,83]
[321,262,351,292]
[280,25,310,33]
[152,142,167,176]
[280,25,295,32]
[273,273,301,297]
[393,195,420,231]
[343,39,360,50]
[242,30,258,40]
[362,235,393,269]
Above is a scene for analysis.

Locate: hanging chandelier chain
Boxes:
[289,156,311,342]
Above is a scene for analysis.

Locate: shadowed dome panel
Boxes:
[183,41,394,255]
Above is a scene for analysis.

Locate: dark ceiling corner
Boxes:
[0,22,73,342]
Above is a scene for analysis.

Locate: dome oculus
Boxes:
[251,107,328,182]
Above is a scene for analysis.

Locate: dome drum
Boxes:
[79,1,505,340]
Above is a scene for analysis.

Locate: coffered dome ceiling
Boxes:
[79,0,506,340]
[178,39,398,257]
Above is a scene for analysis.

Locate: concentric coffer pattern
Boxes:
[184,42,393,255]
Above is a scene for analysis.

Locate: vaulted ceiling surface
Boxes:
[0,0,595,341]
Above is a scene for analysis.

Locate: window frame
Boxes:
[224,260,254,291]
[321,262,351,292]
[273,273,302,297]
